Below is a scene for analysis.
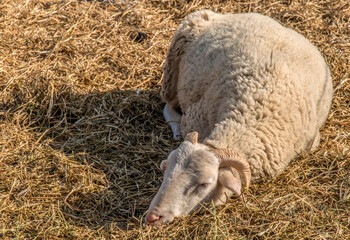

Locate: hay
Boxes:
[0,0,349,239]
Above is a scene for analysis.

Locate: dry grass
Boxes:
[0,0,349,239]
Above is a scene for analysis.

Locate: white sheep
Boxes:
[146,10,333,226]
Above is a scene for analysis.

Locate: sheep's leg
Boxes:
[163,103,182,140]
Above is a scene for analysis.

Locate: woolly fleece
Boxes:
[161,10,333,181]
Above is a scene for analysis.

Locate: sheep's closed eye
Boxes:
[193,183,211,194]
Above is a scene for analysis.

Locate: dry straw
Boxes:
[0,0,349,239]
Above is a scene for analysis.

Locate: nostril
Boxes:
[146,213,161,223]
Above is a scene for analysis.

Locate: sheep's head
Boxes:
[145,132,251,226]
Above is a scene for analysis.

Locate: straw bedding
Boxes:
[0,0,349,239]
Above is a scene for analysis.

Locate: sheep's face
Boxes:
[145,141,220,226]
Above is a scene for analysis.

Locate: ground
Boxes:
[0,0,349,239]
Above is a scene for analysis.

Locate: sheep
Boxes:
[145,10,333,226]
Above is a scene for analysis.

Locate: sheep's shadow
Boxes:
[52,88,181,229]
[4,87,178,230]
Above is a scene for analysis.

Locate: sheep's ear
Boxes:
[160,160,168,170]
[210,148,251,190]
[218,171,242,198]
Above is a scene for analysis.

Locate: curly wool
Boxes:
[161,10,333,181]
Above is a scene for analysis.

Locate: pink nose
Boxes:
[146,213,160,224]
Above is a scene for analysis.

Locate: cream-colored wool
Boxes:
[146,10,333,226]
[161,10,333,181]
